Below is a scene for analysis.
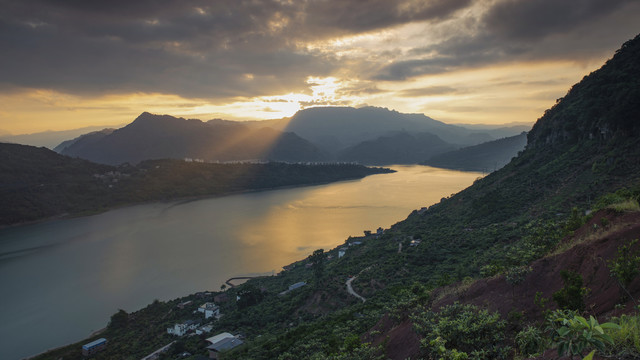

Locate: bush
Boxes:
[515,325,546,357]
[553,270,589,311]
[608,239,640,302]
[413,303,509,359]
[548,313,620,359]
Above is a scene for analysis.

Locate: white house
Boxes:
[167,320,200,336]
[198,302,221,319]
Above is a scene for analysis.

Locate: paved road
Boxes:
[346,276,366,302]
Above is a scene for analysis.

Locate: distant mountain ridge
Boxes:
[337,131,456,165]
[278,106,501,151]
[55,108,529,166]
[0,125,123,149]
[423,132,527,172]
[59,112,328,165]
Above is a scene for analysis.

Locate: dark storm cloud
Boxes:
[375,0,639,81]
[301,0,472,34]
[483,0,632,41]
[0,0,472,98]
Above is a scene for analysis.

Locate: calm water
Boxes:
[0,165,481,359]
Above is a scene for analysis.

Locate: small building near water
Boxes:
[82,338,107,356]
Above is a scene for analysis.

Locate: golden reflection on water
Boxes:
[234,165,482,271]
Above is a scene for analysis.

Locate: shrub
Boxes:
[549,313,620,359]
[413,303,509,359]
[515,325,546,357]
[553,270,589,311]
[608,239,640,302]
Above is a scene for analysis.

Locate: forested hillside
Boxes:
[0,143,392,226]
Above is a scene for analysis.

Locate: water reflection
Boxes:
[0,165,480,359]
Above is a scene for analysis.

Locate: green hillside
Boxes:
[31,34,640,360]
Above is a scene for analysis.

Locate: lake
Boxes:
[0,165,481,359]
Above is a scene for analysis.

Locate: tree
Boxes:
[553,270,588,311]
[237,284,264,309]
[108,309,129,330]
[309,249,326,284]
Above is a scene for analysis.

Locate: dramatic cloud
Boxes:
[1,0,639,133]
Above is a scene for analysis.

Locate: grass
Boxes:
[607,313,640,357]
[609,199,640,213]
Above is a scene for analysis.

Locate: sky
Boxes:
[1,0,639,135]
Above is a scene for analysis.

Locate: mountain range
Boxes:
[52,107,529,166]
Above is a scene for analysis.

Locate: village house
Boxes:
[205,332,244,359]
[196,324,214,335]
[167,320,200,336]
[198,302,221,319]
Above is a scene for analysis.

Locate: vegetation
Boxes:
[547,311,620,359]
[608,239,640,302]
[0,144,393,226]
[412,303,509,359]
[553,270,589,312]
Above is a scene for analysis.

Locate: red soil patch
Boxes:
[433,210,640,322]
[370,210,640,360]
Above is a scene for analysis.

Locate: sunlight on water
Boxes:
[0,165,480,359]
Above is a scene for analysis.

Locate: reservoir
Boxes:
[0,165,481,359]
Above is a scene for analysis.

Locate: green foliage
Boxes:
[606,313,640,357]
[309,249,326,284]
[236,283,265,309]
[413,303,509,359]
[515,325,546,357]
[565,207,585,233]
[108,309,129,330]
[505,266,532,287]
[550,313,620,359]
[608,239,640,302]
[593,187,640,212]
[553,270,589,311]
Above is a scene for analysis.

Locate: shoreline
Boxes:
[0,168,394,231]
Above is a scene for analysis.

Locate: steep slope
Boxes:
[59,112,327,165]
[423,132,527,172]
[337,131,456,165]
